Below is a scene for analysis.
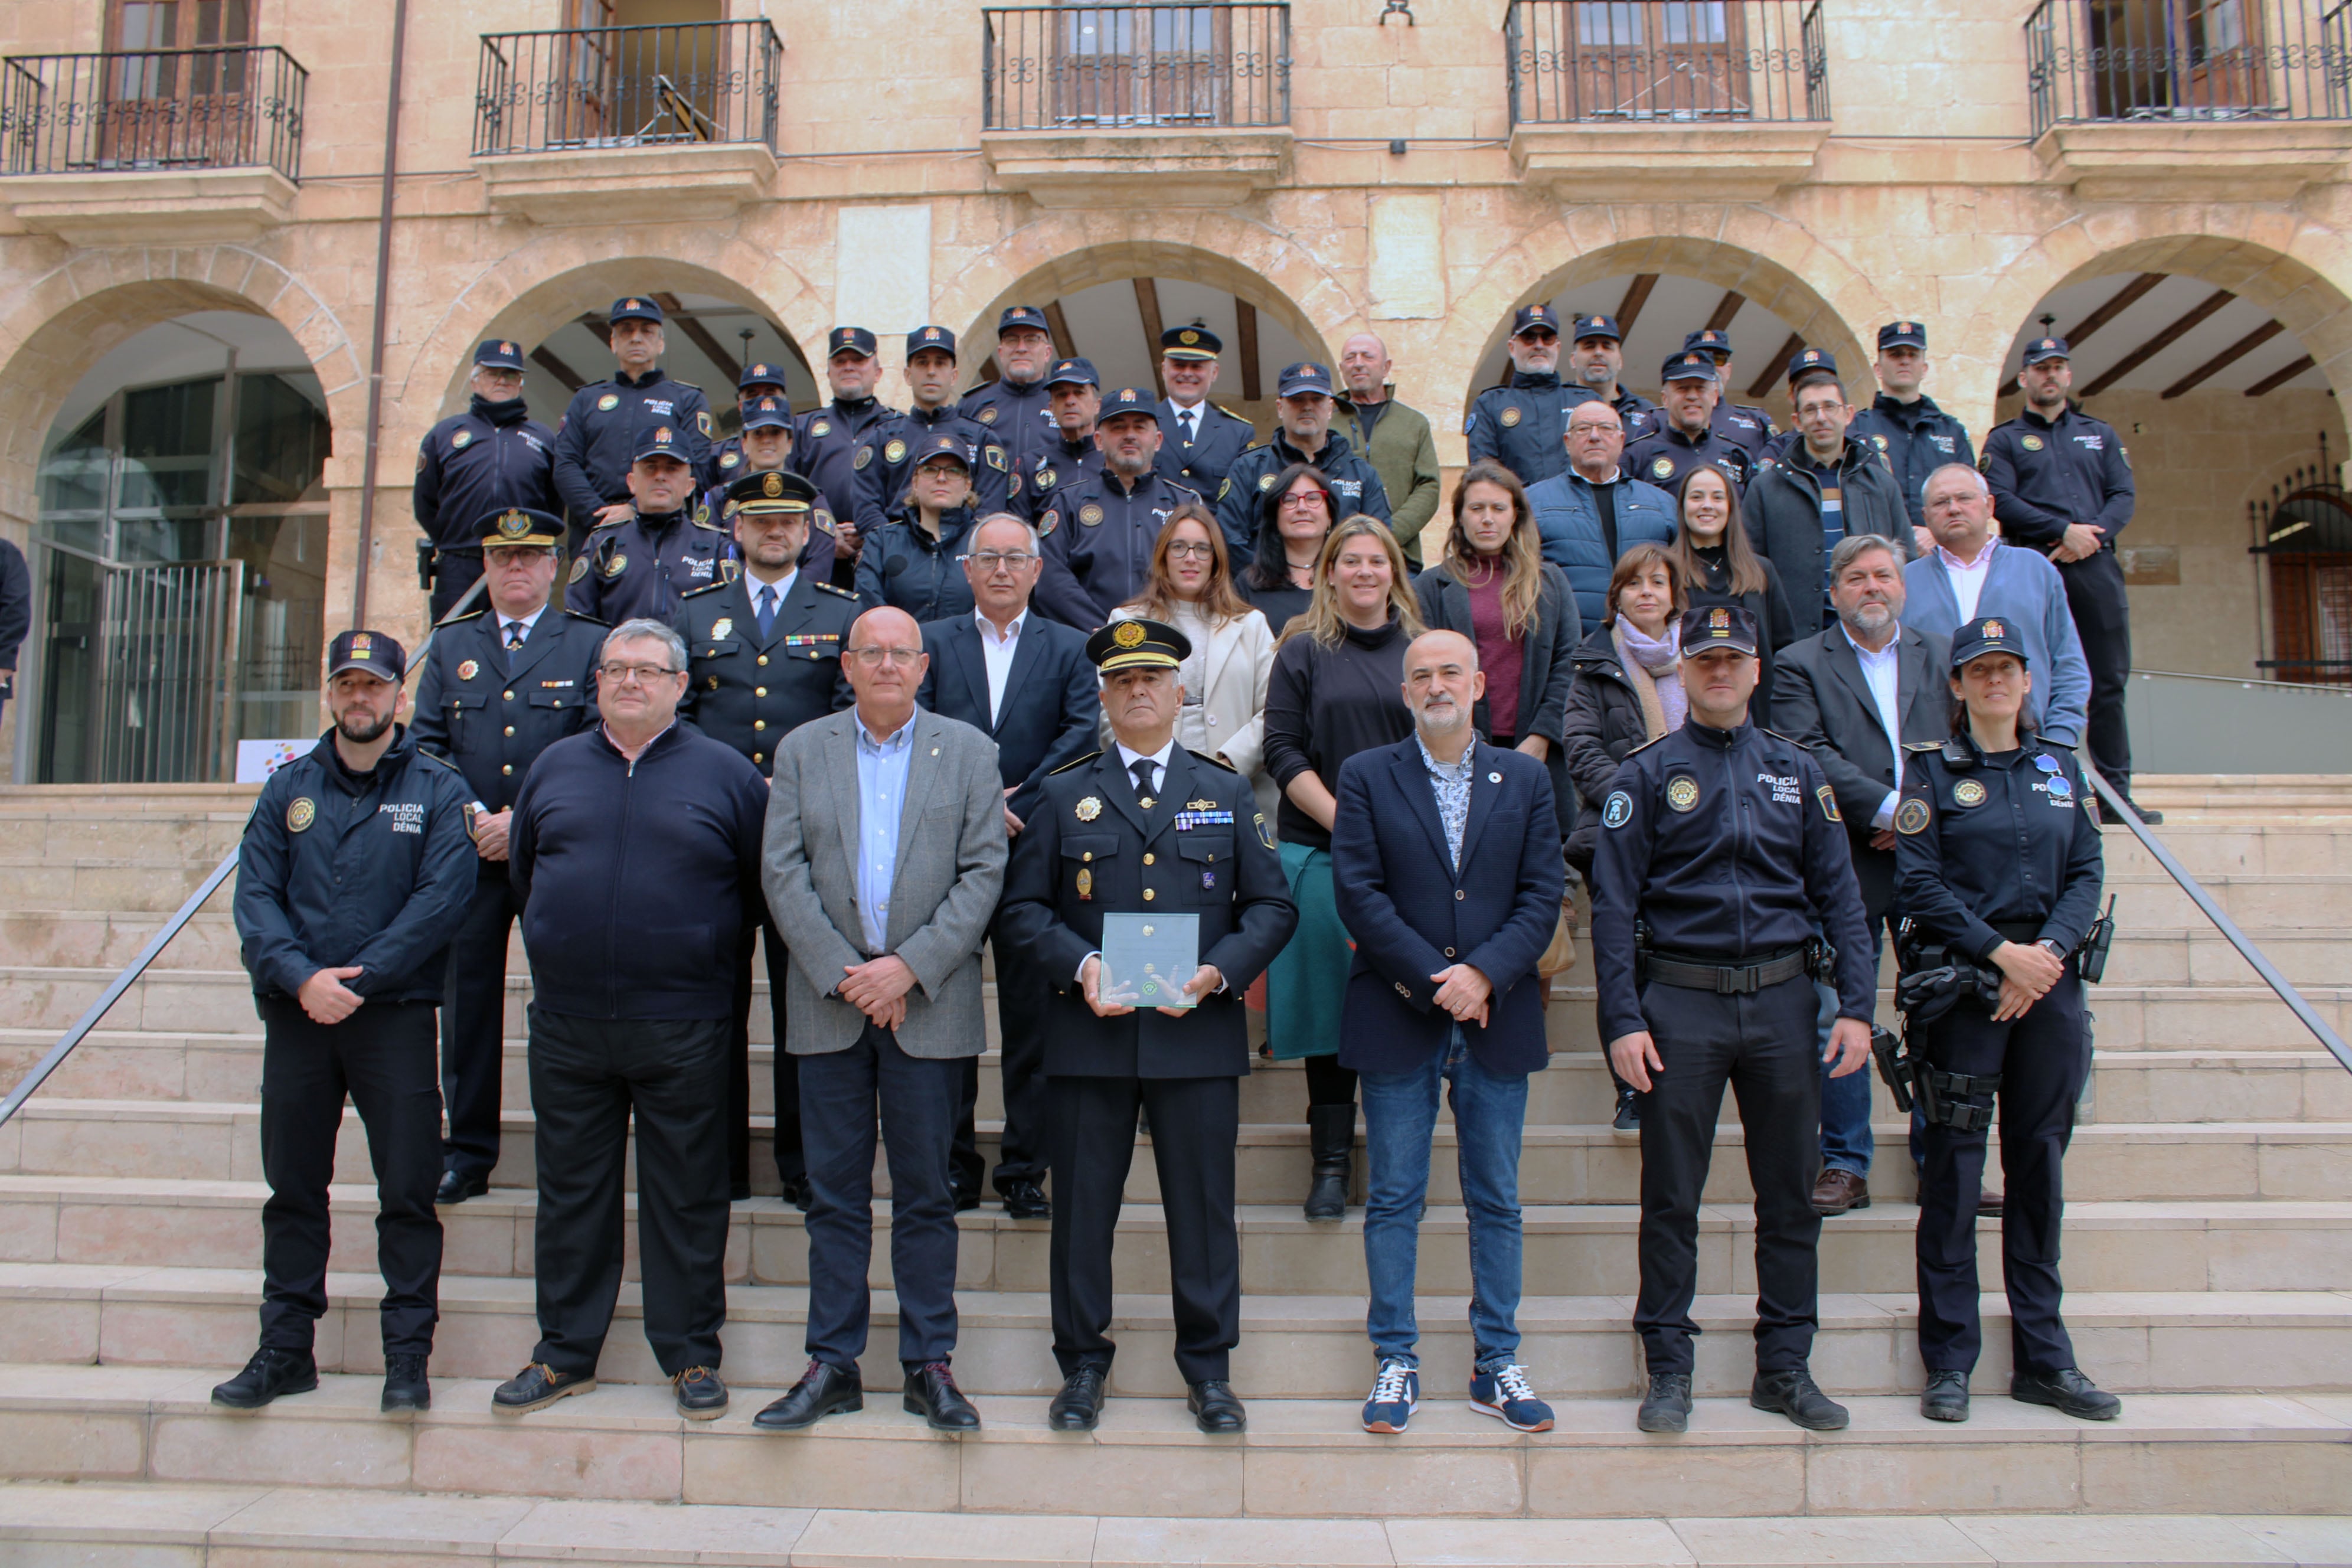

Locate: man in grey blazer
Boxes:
[1777,535,1951,1215]
[752,606,1008,1433]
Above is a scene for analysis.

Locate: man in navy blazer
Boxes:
[916,512,1100,1216]
[1331,629,1564,1438]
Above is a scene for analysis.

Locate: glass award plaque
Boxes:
[1100,912,1201,1010]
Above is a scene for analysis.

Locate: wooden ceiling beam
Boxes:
[529,346,583,394]
[1615,274,1659,337]
[1747,331,1806,400]
[2079,287,2235,400]
[653,290,740,386]
[2247,354,2318,397]
[2161,319,2284,400]
[1132,277,1169,401]
[1704,290,1746,332]
[1236,299,1262,403]
[1042,301,1079,362]
[2000,271,2167,396]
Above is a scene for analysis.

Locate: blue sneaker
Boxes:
[1469,1363,1554,1432]
[1361,1358,1418,1434]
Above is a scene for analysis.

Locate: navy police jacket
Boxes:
[1213,429,1392,569]
[1848,393,1974,531]
[413,396,560,551]
[793,395,896,524]
[564,505,731,626]
[1981,403,2134,550]
[408,606,605,814]
[1467,372,1656,486]
[850,406,1010,534]
[551,368,715,519]
[1893,734,2105,963]
[959,375,1060,491]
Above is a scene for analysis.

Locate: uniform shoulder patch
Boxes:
[1187,747,1237,773]
[816,581,858,599]
[1895,796,1932,836]
[568,556,590,584]
[1602,790,1634,829]
[1049,749,1103,776]
[1816,784,1841,822]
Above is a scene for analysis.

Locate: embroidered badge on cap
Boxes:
[1665,776,1700,813]
[286,797,316,832]
[1113,622,1147,648]
[1602,790,1633,829]
[1896,797,1932,835]
[1982,619,2005,638]
[1181,329,1200,345]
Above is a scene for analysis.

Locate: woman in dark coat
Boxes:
[1666,460,1794,725]
[1237,462,1338,636]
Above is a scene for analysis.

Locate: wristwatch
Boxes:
[2037,938,2069,959]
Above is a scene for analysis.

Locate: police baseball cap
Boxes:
[1879,319,1929,351]
[1660,351,1719,385]
[1277,361,1336,398]
[1786,345,1838,383]
[1161,323,1222,360]
[2022,335,2070,366]
[474,339,527,371]
[1572,313,1623,344]
[1678,603,1760,657]
[328,628,406,683]
[726,468,820,517]
[908,431,971,471]
[737,360,789,392]
[631,423,692,464]
[1683,328,1734,358]
[1086,616,1193,674]
[740,394,792,431]
[998,305,1051,337]
[1097,387,1157,425]
[1511,302,1561,338]
[907,324,958,360]
[1951,615,2031,670]
[609,296,664,326]
[827,326,878,360]
[476,507,564,550]
[1044,357,1100,390]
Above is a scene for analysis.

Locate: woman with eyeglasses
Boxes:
[1239,464,1341,636]
[1107,503,1279,824]
[1262,517,1425,1219]
[1668,461,1794,724]
[854,432,982,623]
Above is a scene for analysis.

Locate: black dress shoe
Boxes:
[1978,1188,2005,1218]
[1636,1371,1692,1433]
[952,1187,981,1214]
[998,1179,1051,1220]
[211,1347,318,1410]
[2013,1366,2121,1420]
[436,1171,488,1206]
[1920,1369,1970,1422]
[381,1352,430,1413]
[492,1362,596,1414]
[730,1183,752,1203]
[1750,1367,1849,1430]
[903,1361,981,1430]
[779,1175,812,1213]
[753,1359,864,1430]
[1048,1366,1106,1431]
[673,1366,729,1420]
[1187,1378,1247,1433]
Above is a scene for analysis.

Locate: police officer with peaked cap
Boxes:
[551,297,717,535]
[995,616,1299,1434]
[1625,351,1759,495]
[1154,322,1256,497]
[566,423,732,626]
[1212,360,1391,569]
[1683,328,1779,462]
[1018,356,1110,523]
[959,304,1063,487]
[707,360,793,490]
[794,326,899,540]
[414,339,562,622]
[850,325,1010,540]
[1893,615,2116,1425]
[1589,602,1876,1438]
[708,393,844,586]
[1034,388,1202,630]
[215,628,478,1415]
[676,466,857,1203]
[1849,321,1975,535]
[409,508,606,1205]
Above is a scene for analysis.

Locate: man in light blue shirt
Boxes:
[854,709,916,955]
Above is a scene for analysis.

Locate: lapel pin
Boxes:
[1488,772,1502,783]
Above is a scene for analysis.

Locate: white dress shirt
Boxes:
[1938,538,1995,624]
[496,605,545,651]
[1843,624,1906,829]
[748,566,798,628]
[1115,737,1177,799]
[976,607,1025,727]
[1169,397,1205,444]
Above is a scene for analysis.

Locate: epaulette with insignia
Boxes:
[418,750,465,776]
[816,581,858,599]
[561,609,609,626]
[1903,740,1945,753]
[1188,748,1237,773]
[1624,733,1670,756]
[441,607,487,623]
[1049,750,1103,776]
[1216,404,1245,422]
[680,580,731,599]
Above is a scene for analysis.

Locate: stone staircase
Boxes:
[0,777,2348,1565]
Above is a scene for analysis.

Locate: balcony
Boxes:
[471,19,782,225]
[2026,0,2352,199]
[0,45,306,245]
[981,4,1293,208]
[1503,1,1830,200]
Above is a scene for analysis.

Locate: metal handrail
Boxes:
[2083,761,2352,1078]
[0,578,490,1131]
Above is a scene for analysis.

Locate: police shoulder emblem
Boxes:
[451,429,472,450]
[1255,811,1274,848]
[1817,784,1841,822]
[986,445,1007,471]
[1113,621,1146,648]
[697,410,714,437]
[1651,456,1675,479]
[853,445,873,471]
[286,796,316,833]
[1896,796,1932,835]
[2021,433,2044,452]
[1665,775,1700,813]
[811,419,832,438]
[1952,778,1988,808]
[1602,790,1634,829]
[884,438,907,465]
[1037,468,1057,492]
[978,405,999,424]
[1039,509,1060,538]
[569,556,590,584]
[812,508,836,536]
[458,659,479,681]
[1076,795,1103,822]
[1079,503,1105,527]
[1500,405,1523,427]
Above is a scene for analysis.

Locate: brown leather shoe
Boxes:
[1811,1168,1870,1215]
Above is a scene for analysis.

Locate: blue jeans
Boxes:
[1817,980,1876,1177]
[1360,1027,1530,1371]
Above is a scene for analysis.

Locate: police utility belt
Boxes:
[1637,933,1827,995]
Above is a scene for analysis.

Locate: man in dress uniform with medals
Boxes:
[1154,323,1255,497]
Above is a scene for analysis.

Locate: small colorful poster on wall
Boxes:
[235,739,313,783]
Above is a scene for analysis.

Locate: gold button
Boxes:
[708,675,718,689]
[755,687,767,697]
[503,690,514,701]
[504,725,515,737]
[1082,851,1092,862]
[811,651,823,659]
[757,654,769,666]
[754,720,767,731]
[754,752,764,764]
[501,764,513,776]
[1143,852,1155,865]
[1143,888,1155,901]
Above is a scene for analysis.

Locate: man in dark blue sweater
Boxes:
[494,616,769,1423]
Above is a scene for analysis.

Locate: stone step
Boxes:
[0,1363,2343,1519]
[5,1178,2346,1298]
[4,1261,2348,1403]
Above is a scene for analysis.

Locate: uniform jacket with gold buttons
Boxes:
[673,570,856,776]
[410,606,605,814]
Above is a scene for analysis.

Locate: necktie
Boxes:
[1180,409,1197,446]
[1129,756,1158,808]
[756,584,777,638]
[502,620,525,672]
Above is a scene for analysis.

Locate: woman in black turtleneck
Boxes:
[1667,462,1794,725]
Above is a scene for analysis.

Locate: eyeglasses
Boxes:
[1165,541,1217,560]
[1279,494,1328,511]
[599,662,678,684]
[959,551,1037,571]
[847,646,923,668]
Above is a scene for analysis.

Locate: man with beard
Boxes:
[1468,308,1655,486]
[413,340,560,619]
[1034,388,1200,629]
[1017,357,1108,523]
[961,305,1061,486]
[1213,362,1392,569]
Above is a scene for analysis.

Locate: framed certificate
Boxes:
[1100,912,1201,1010]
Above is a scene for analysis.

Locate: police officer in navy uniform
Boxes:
[854,432,987,623]
[1624,352,1758,495]
[707,360,792,490]
[1849,321,1975,536]
[1466,303,1581,486]
[1035,389,1201,630]
[995,618,1299,1434]
[566,423,731,626]
[1212,361,1391,569]
[708,393,843,586]
[850,325,1010,539]
[795,326,898,537]
[1154,323,1256,496]
[1979,335,2151,819]
[1018,357,1108,523]
[959,305,1062,488]
[1893,616,2114,1425]
[675,467,858,1205]
[414,339,562,622]
[551,298,717,535]
[409,508,606,1206]
[1589,603,1875,1438]
[1682,328,1778,462]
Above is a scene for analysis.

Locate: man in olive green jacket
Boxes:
[1339,333,1441,569]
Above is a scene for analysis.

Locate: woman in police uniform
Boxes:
[1893,615,2116,1425]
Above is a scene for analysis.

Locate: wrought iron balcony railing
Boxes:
[0,45,306,179]
[2026,0,2352,137]
[983,4,1291,132]
[473,19,782,156]
[1506,0,1828,126]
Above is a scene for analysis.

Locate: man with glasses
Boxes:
[1469,308,1656,488]
[917,513,1101,1217]
[413,340,561,620]
[961,305,1063,491]
[495,618,769,1422]
[1681,328,1779,464]
[1036,387,1201,629]
[1524,401,1678,629]
[675,468,859,1206]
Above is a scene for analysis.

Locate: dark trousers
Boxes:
[527,1007,731,1378]
[256,996,443,1357]
[1303,1053,1359,1108]
[800,1023,966,1368]
[731,915,803,1191]
[1634,974,1822,1377]
[427,552,484,624]
[1916,971,2088,1376]
[953,931,1048,1197]
[1049,1073,1240,1384]
[2058,548,2133,795]
[440,870,516,1183]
